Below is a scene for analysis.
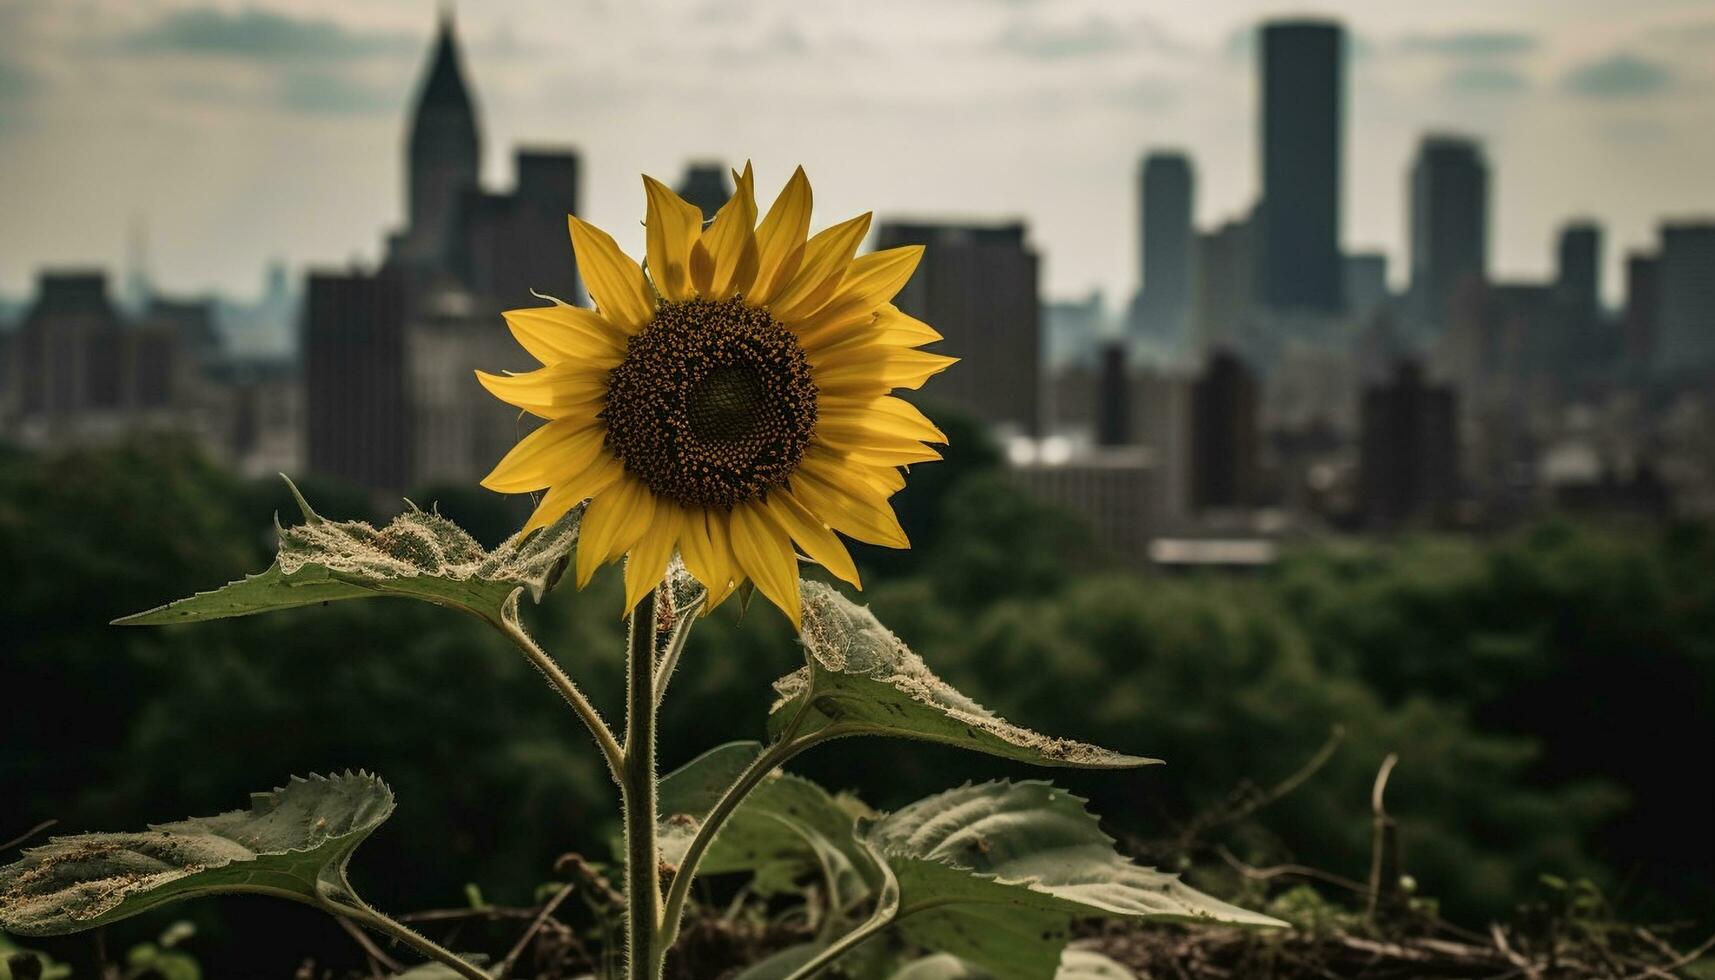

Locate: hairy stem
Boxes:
[779,858,900,980]
[334,900,491,980]
[657,712,830,954]
[653,592,706,708]
[497,604,625,786]
[622,587,662,980]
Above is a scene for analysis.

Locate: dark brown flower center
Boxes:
[603,297,817,510]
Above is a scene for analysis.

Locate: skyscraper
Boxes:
[304,14,579,492]
[398,11,481,273]
[1194,214,1256,353]
[1624,252,1659,368]
[1654,222,1715,376]
[1557,221,1601,321]
[1135,153,1194,342]
[677,163,733,221]
[1409,135,1488,335]
[878,221,1040,436]
[1343,252,1389,318]
[1259,20,1344,313]
[303,269,411,490]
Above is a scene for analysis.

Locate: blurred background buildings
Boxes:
[1,8,1711,567]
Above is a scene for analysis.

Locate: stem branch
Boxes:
[653,593,706,708]
[657,717,830,953]
[498,607,625,786]
[335,901,491,980]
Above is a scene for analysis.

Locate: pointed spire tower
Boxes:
[403,7,481,270]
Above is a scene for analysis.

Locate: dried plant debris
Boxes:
[114,477,582,626]
[770,583,1157,769]
[0,772,393,935]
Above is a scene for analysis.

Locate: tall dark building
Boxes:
[1096,342,1130,447]
[878,221,1040,436]
[461,149,581,301]
[1358,359,1458,528]
[1409,135,1488,335]
[1624,252,1659,368]
[677,163,733,222]
[1557,221,1602,320]
[1259,20,1344,313]
[1654,222,1715,376]
[303,270,411,491]
[399,11,481,273]
[1189,349,1259,509]
[14,272,125,417]
[1134,153,1194,341]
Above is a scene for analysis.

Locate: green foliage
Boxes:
[864,781,1281,980]
[114,478,580,627]
[771,583,1155,769]
[2,436,1711,975]
[656,743,871,900]
[890,950,1137,980]
[0,773,392,935]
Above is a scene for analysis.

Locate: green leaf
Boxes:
[863,781,1284,980]
[114,477,580,627]
[0,772,393,936]
[890,950,1137,980]
[890,953,987,979]
[656,742,874,899]
[1053,951,1137,979]
[729,944,827,980]
[770,584,1157,769]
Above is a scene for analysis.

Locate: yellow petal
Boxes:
[767,490,861,589]
[519,451,624,536]
[693,163,759,300]
[481,418,606,493]
[792,246,923,349]
[502,305,628,365]
[568,215,655,333]
[815,454,909,498]
[768,213,872,323]
[813,424,943,464]
[476,362,611,419]
[791,460,910,549]
[702,509,741,610]
[873,303,943,346]
[643,176,705,303]
[623,507,681,614]
[729,500,802,628]
[750,166,813,305]
[834,442,943,466]
[813,348,958,395]
[678,508,733,607]
[819,395,947,443]
[576,475,654,588]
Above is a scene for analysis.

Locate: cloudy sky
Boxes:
[1,0,1712,309]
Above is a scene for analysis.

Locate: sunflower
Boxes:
[477,164,955,626]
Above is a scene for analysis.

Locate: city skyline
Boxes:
[1,0,1712,309]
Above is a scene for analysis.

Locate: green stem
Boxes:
[622,587,662,980]
[653,592,706,708]
[779,856,901,980]
[656,715,830,954]
[499,606,625,786]
[334,899,491,980]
